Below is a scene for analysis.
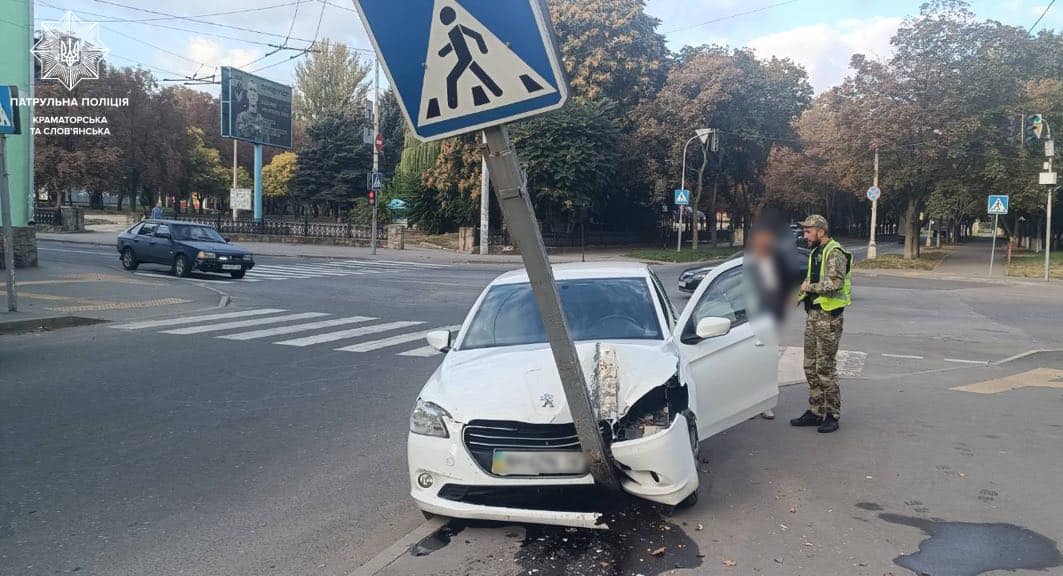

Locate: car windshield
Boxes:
[460,277,663,350]
[172,225,225,243]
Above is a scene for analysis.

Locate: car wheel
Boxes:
[173,254,191,277]
[230,270,246,279]
[421,510,436,521]
[120,247,138,271]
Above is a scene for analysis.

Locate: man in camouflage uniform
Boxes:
[790,215,852,433]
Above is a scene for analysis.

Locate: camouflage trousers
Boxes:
[803,308,844,418]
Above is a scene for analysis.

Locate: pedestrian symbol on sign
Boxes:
[419,0,556,126]
[987,195,1009,215]
[674,189,690,206]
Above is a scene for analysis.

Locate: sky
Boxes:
[19,0,1063,95]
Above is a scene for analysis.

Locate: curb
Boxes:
[346,518,446,576]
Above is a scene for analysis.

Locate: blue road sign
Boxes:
[371,171,384,192]
[674,189,690,206]
[354,0,568,142]
[0,86,20,135]
[987,195,1009,215]
[867,186,881,202]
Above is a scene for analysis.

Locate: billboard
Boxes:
[220,67,292,149]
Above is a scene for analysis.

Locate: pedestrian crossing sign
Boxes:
[987,195,1009,215]
[674,189,690,206]
[0,86,20,135]
[353,0,568,142]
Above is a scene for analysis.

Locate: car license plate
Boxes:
[222,264,241,271]
[491,450,587,476]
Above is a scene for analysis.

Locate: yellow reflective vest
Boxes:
[804,239,852,312]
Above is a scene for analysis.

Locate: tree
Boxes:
[293,112,371,218]
[180,127,228,213]
[263,151,297,214]
[294,39,371,126]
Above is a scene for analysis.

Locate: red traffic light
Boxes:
[367,190,376,205]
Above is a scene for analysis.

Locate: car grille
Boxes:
[462,420,610,476]
[438,484,612,513]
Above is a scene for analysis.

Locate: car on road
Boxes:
[118,220,255,278]
[407,261,779,528]
[678,247,809,292]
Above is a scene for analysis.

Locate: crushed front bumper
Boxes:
[408,415,697,527]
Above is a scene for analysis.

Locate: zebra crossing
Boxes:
[111,308,461,358]
[244,259,449,282]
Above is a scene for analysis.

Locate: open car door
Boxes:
[672,259,779,441]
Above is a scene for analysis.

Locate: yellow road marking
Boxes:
[951,368,1063,395]
[46,298,192,313]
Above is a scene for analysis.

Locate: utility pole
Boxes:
[479,132,489,255]
[1,134,17,311]
[371,59,381,256]
[1046,138,1054,282]
[868,147,879,260]
[677,130,711,253]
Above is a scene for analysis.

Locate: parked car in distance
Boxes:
[117,220,254,278]
[407,261,779,528]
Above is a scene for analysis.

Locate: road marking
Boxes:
[943,358,990,365]
[111,309,287,330]
[951,368,1063,394]
[276,321,424,347]
[161,312,329,335]
[218,316,378,341]
[48,298,192,313]
[882,353,925,360]
[398,346,442,358]
[253,265,356,277]
[37,247,116,256]
[336,325,461,353]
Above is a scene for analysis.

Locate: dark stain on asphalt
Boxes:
[410,521,466,557]
[515,498,702,576]
[855,502,884,511]
[880,513,1062,576]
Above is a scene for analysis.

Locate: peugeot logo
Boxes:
[539,394,555,409]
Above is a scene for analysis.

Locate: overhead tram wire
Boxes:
[250,0,328,74]
[83,1,304,24]
[92,0,319,44]
[663,0,800,35]
[1029,0,1057,34]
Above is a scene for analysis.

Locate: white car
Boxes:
[408,260,778,528]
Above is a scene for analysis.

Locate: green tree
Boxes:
[293,112,371,217]
[294,39,371,125]
[262,151,297,214]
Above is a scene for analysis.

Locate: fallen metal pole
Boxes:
[481,126,621,492]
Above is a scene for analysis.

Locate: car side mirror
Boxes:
[695,317,731,339]
[426,330,453,353]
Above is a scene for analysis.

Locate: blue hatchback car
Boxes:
[117,220,255,279]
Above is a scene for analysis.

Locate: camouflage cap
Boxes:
[799,214,829,230]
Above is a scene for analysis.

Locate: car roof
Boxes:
[141,220,211,227]
[491,262,653,285]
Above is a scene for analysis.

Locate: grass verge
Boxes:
[856,249,950,271]
[1007,251,1063,279]
[626,246,738,263]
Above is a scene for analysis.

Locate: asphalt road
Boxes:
[2,240,1060,576]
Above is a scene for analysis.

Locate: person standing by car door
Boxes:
[791,215,852,433]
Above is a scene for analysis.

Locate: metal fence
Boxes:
[487,222,667,248]
[169,215,386,241]
[34,207,62,226]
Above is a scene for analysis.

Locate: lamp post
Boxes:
[677,129,712,252]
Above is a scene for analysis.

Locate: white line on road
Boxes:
[943,358,990,365]
[111,309,286,330]
[397,346,442,358]
[275,321,424,347]
[161,312,329,335]
[218,316,378,341]
[38,247,116,256]
[336,325,461,353]
[882,353,925,360]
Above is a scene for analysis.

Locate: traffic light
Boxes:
[1025,114,1044,145]
[367,190,376,206]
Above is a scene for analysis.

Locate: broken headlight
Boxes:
[410,398,451,438]
[614,381,680,441]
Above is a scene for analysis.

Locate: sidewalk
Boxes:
[36,231,656,265]
[0,260,226,333]
[933,237,1002,278]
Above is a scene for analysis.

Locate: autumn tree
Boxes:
[294,39,371,125]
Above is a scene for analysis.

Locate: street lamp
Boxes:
[677,129,712,252]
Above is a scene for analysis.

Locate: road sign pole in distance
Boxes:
[0,86,20,311]
[354,0,621,491]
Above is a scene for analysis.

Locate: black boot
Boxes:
[790,410,823,427]
[817,414,839,433]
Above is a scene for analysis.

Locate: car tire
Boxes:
[230,270,246,279]
[173,254,191,277]
[421,510,436,521]
[120,247,139,271]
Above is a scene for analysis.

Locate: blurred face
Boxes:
[803,226,825,246]
[750,229,775,258]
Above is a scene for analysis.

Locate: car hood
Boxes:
[419,340,678,424]
[178,240,249,255]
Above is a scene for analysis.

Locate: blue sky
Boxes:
[22,0,1063,94]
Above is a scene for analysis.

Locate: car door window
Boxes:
[138,223,156,236]
[683,267,748,340]
[648,272,675,328]
[155,224,170,238]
